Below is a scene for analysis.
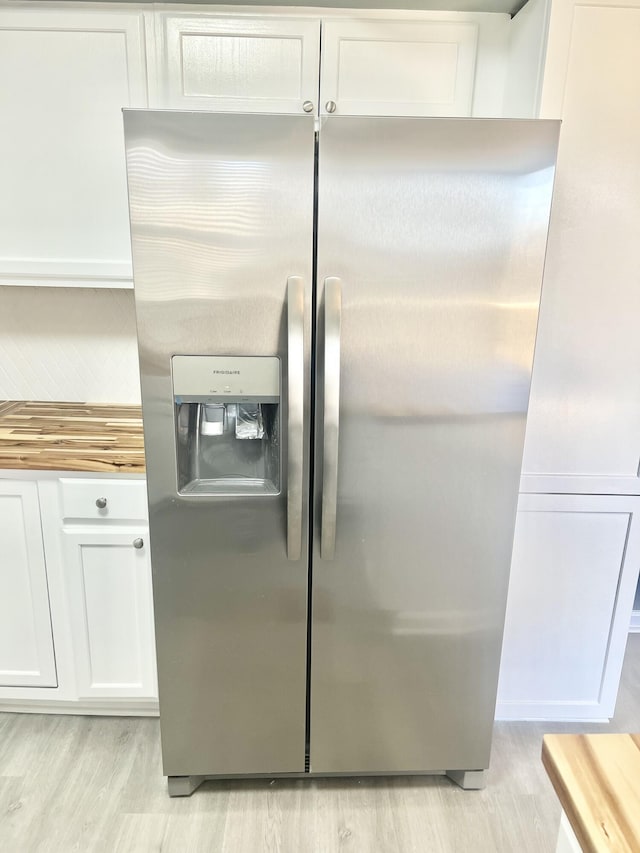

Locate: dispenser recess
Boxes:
[173,355,280,496]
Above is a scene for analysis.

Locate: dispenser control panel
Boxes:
[172,355,280,403]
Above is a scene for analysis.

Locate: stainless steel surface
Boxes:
[133,537,144,550]
[287,276,305,561]
[95,497,107,509]
[325,101,337,114]
[167,775,205,797]
[320,277,341,560]
[124,110,314,777]
[302,101,314,113]
[447,770,487,790]
[311,116,559,774]
[172,355,280,400]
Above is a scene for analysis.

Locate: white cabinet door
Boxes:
[319,19,478,116]
[0,481,57,687]
[522,5,640,493]
[62,528,156,699]
[155,14,320,113]
[496,494,640,720]
[0,8,148,288]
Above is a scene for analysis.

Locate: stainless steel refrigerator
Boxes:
[123,110,559,795]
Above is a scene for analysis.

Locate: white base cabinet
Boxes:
[0,475,158,715]
[0,481,57,688]
[496,494,640,720]
[62,529,156,700]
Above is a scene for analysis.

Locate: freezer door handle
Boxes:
[321,277,342,560]
[287,276,305,561]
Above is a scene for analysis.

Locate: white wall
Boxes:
[0,287,141,403]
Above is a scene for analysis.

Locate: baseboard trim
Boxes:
[0,698,159,717]
[494,699,609,723]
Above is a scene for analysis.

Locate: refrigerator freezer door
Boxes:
[311,117,559,773]
[124,110,314,776]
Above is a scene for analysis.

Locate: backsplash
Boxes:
[0,287,141,403]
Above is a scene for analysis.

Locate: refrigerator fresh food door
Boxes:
[311,117,559,774]
[124,110,314,777]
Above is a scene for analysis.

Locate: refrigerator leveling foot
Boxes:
[445,769,486,790]
[167,775,206,797]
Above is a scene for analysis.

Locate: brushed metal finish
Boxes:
[167,775,205,797]
[311,116,559,774]
[302,100,314,113]
[95,497,107,509]
[133,538,144,550]
[287,276,305,561]
[124,110,314,777]
[446,769,487,790]
[320,277,341,560]
[325,100,337,113]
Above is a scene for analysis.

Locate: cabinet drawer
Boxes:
[60,479,148,522]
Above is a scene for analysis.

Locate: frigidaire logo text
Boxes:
[212,370,240,375]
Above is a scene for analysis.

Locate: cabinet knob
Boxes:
[96,497,108,509]
[302,100,314,113]
[133,538,144,550]
[325,101,337,114]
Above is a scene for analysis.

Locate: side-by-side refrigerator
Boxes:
[123,110,559,795]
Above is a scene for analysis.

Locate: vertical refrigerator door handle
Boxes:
[287,276,305,561]
[321,277,342,560]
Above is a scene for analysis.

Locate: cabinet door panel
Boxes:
[0,9,147,288]
[497,494,640,719]
[0,482,56,687]
[156,14,320,113]
[320,19,478,116]
[63,529,156,699]
[523,6,640,484]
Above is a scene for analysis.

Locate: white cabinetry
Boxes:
[0,7,148,288]
[522,0,640,494]
[496,494,640,720]
[497,0,640,719]
[0,481,57,688]
[0,475,157,714]
[319,18,480,116]
[59,477,155,700]
[154,13,321,113]
[62,529,156,699]
[154,10,511,118]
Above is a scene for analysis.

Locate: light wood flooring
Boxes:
[2,634,639,853]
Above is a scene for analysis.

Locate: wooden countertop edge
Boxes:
[0,458,146,474]
[542,735,595,853]
[542,733,640,853]
[0,401,145,474]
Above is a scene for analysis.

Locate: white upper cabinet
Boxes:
[154,14,321,113]
[0,7,148,288]
[0,481,57,688]
[319,19,479,116]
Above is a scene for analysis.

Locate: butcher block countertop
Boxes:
[0,401,145,473]
[542,733,640,853]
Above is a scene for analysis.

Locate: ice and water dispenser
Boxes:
[173,356,280,495]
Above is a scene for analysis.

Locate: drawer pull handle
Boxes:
[96,497,108,509]
[133,538,144,550]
